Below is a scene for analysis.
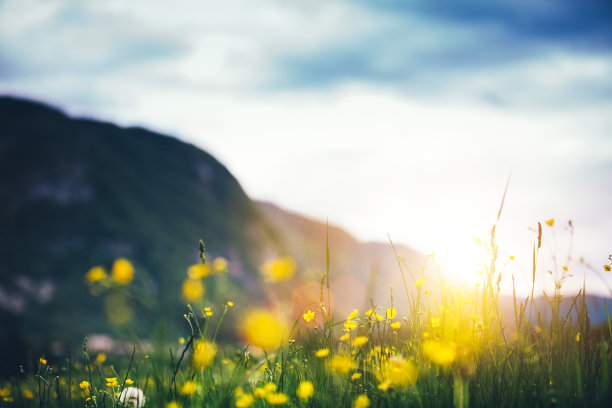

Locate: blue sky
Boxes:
[1,0,611,295]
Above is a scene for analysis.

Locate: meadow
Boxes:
[1,220,611,408]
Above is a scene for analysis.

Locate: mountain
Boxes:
[0,96,423,372]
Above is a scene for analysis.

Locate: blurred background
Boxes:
[1,0,611,373]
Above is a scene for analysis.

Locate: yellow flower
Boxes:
[236,393,254,408]
[430,317,441,328]
[263,383,277,393]
[23,390,33,399]
[86,266,107,284]
[179,337,185,345]
[344,319,357,331]
[96,353,107,364]
[106,377,118,387]
[253,388,266,399]
[111,258,134,285]
[386,307,397,320]
[353,394,370,408]
[339,333,350,342]
[39,358,47,365]
[422,340,456,366]
[352,336,368,348]
[3,397,14,403]
[576,332,580,342]
[266,392,289,405]
[227,301,234,307]
[315,348,330,358]
[328,354,356,375]
[510,255,515,260]
[240,310,286,350]
[303,310,315,322]
[182,279,205,302]
[260,256,296,283]
[212,257,228,273]
[351,373,362,380]
[180,381,197,395]
[205,307,213,317]
[0,389,10,398]
[296,381,314,402]
[192,340,216,369]
[347,309,359,320]
[365,309,384,321]
[545,218,555,226]
[390,321,402,330]
[125,379,134,385]
[187,264,210,279]
[414,278,425,287]
[604,265,611,272]
[377,355,418,388]
[562,266,568,271]
[166,402,181,408]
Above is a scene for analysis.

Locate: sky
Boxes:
[1,0,611,295]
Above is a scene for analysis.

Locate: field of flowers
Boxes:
[1,220,611,408]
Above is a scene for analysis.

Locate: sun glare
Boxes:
[433,233,488,288]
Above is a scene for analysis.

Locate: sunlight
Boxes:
[433,233,488,288]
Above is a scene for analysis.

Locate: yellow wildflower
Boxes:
[0,389,10,398]
[187,264,210,279]
[339,333,350,342]
[260,256,296,283]
[576,332,580,342]
[545,218,555,226]
[212,257,228,273]
[125,379,134,385]
[39,358,47,365]
[365,309,384,321]
[227,301,234,307]
[205,306,213,317]
[23,390,33,399]
[106,377,118,387]
[386,307,397,320]
[296,381,314,402]
[263,383,277,393]
[179,337,185,345]
[344,319,357,331]
[604,265,611,272]
[253,388,266,398]
[414,278,425,287]
[422,340,456,366]
[377,355,418,388]
[315,348,330,358]
[180,381,197,395]
[266,393,289,405]
[303,310,315,322]
[240,310,286,350]
[347,309,359,320]
[353,394,370,408]
[86,266,107,284]
[430,317,441,328]
[166,402,181,408]
[236,393,254,408]
[3,397,13,403]
[328,354,356,375]
[562,266,568,271]
[182,279,205,302]
[192,340,216,369]
[391,321,402,329]
[352,336,368,348]
[351,373,362,380]
[111,258,134,285]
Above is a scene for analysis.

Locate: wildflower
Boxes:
[351,373,362,380]
[347,309,359,320]
[414,279,425,287]
[111,258,134,285]
[353,394,370,408]
[391,321,402,330]
[430,317,441,328]
[180,381,197,395]
[236,393,254,408]
[339,333,350,342]
[253,388,266,398]
[166,402,181,408]
[23,390,34,399]
[119,387,146,408]
[86,266,107,284]
[182,279,205,302]
[344,319,357,331]
[545,219,555,226]
[562,266,568,271]
[386,307,397,320]
[266,392,289,405]
[188,264,210,279]
[227,301,234,307]
[510,255,515,260]
[240,310,286,350]
[192,340,216,369]
[0,389,10,398]
[422,340,456,366]
[576,332,580,342]
[212,257,228,273]
[260,256,296,282]
[264,383,277,393]
[3,397,13,402]
[328,354,356,374]
[604,265,611,272]
[303,310,315,322]
[352,336,368,348]
[39,357,47,365]
[377,355,418,388]
[365,309,384,321]
[106,377,118,387]
[179,337,185,345]
[296,381,314,402]
[315,348,330,358]
[125,379,134,385]
[204,306,213,317]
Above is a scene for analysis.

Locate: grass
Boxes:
[1,226,612,408]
